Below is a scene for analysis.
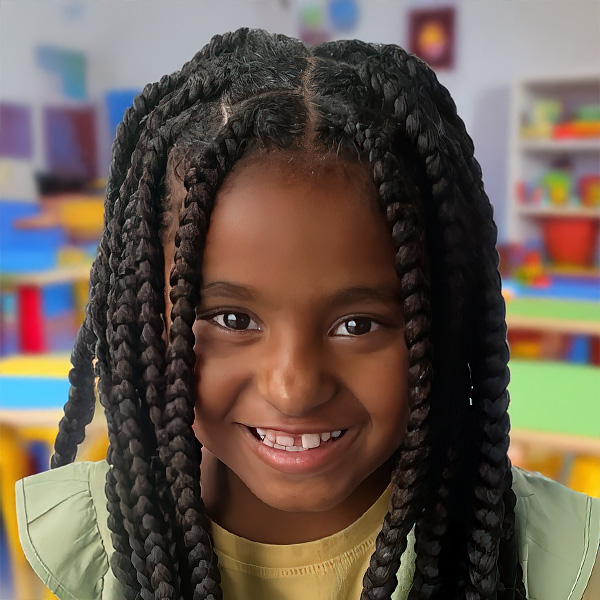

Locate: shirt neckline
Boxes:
[209,484,392,570]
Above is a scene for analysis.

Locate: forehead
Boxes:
[200,151,398,304]
[219,150,375,199]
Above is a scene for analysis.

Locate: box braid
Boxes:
[380,53,524,600]
[362,47,523,599]
[50,28,526,599]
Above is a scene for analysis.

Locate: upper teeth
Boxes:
[255,428,343,451]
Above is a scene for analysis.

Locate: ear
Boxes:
[192,406,203,443]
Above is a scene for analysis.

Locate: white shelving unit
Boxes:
[507,73,600,254]
[517,205,600,219]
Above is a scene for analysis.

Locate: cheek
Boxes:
[192,359,235,446]
[192,326,251,431]
[194,357,237,420]
[354,344,409,445]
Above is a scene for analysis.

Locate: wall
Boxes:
[1,0,598,239]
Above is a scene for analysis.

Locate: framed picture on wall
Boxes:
[408,6,456,69]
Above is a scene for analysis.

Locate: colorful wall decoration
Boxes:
[0,104,33,160]
[408,6,456,69]
[43,106,97,181]
[35,45,87,101]
[297,0,359,45]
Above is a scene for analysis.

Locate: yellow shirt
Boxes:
[210,483,415,600]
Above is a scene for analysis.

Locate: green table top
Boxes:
[506,297,600,323]
[508,359,600,439]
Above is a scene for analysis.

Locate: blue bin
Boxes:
[105,89,140,138]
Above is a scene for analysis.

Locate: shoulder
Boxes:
[15,460,120,600]
[512,466,600,600]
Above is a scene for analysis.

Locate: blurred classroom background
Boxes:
[0,1,599,598]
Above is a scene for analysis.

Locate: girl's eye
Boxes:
[211,312,260,332]
[331,317,380,337]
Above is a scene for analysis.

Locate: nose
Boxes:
[256,328,335,417]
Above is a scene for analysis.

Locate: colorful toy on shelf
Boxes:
[0,201,68,355]
[513,245,551,287]
[519,171,600,210]
[0,189,100,355]
[55,193,104,242]
[533,99,562,126]
[579,174,600,207]
[553,103,600,139]
[575,104,600,122]
[520,96,600,140]
[508,330,599,365]
[553,102,600,139]
[15,189,105,243]
[541,169,572,205]
[553,121,600,138]
[0,267,88,354]
[521,98,562,139]
[567,334,592,364]
[503,271,600,366]
[515,180,543,205]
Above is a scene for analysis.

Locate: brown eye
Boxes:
[331,317,380,337]
[345,318,372,335]
[213,312,259,331]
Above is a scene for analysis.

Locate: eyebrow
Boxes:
[201,281,258,301]
[200,281,402,306]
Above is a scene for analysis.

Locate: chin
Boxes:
[248,478,352,514]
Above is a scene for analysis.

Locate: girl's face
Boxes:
[189,152,409,518]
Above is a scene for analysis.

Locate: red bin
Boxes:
[541,217,599,266]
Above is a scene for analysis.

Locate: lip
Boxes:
[240,424,355,475]
[245,425,343,435]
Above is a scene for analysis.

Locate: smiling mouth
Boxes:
[248,427,347,452]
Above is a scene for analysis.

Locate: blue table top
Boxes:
[503,275,600,302]
[0,376,68,410]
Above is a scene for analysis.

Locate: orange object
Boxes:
[542,217,599,266]
[553,121,600,138]
[579,175,600,206]
[568,456,600,498]
[57,196,104,241]
[0,424,44,600]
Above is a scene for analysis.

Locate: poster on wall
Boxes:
[43,106,97,181]
[36,45,87,101]
[296,0,359,45]
[408,6,456,69]
[0,104,32,159]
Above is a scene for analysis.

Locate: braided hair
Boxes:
[50,28,527,599]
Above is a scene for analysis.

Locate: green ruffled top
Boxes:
[15,461,599,600]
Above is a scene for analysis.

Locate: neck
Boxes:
[200,450,393,544]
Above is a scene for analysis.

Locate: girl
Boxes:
[16,29,599,600]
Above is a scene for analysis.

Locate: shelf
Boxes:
[507,314,600,335]
[506,296,600,335]
[516,73,600,89]
[510,429,600,457]
[0,264,92,287]
[545,265,600,278]
[516,205,600,219]
[518,138,600,153]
